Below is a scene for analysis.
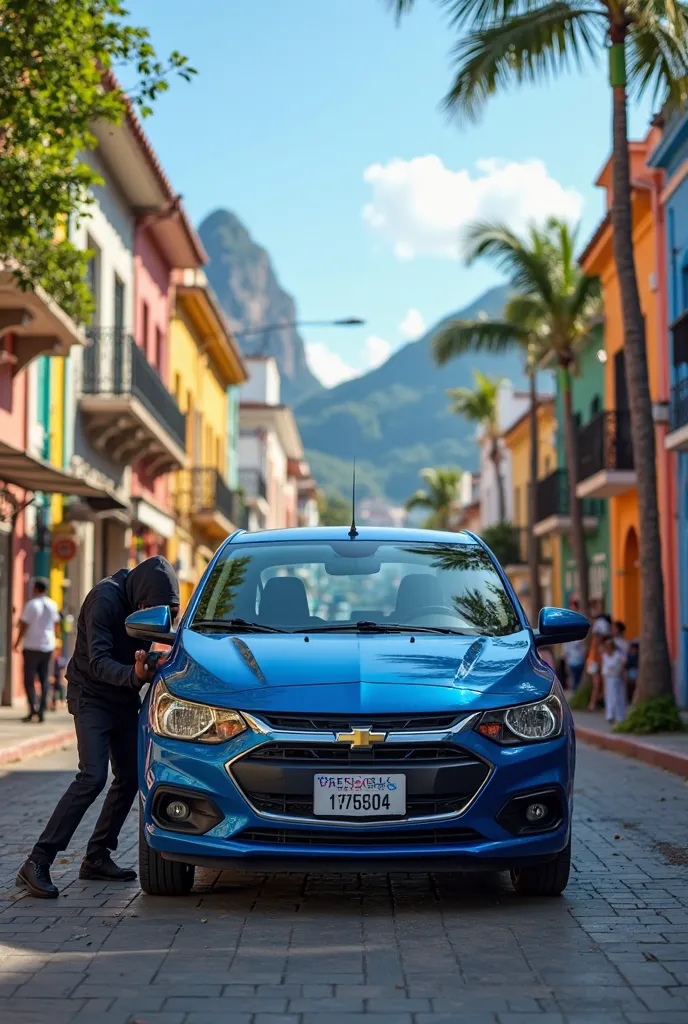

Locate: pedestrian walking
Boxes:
[14,579,60,722]
[602,635,627,725]
[586,631,603,712]
[613,620,629,659]
[49,647,67,710]
[16,555,179,899]
[590,598,612,637]
[625,640,639,704]
[564,598,587,691]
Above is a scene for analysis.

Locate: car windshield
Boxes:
[190,540,521,637]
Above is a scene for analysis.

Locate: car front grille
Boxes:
[229,741,491,823]
[248,743,470,764]
[256,712,460,732]
[237,827,483,848]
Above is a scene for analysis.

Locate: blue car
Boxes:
[126,527,588,898]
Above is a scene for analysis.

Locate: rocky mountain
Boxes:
[296,284,529,503]
[198,210,322,405]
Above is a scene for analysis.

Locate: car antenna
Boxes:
[348,459,359,540]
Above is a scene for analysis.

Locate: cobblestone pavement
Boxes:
[1,743,687,1024]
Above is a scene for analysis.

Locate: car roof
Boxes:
[228,526,480,546]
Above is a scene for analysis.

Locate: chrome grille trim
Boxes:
[226,711,493,829]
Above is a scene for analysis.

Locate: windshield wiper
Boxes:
[296,620,473,636]
[191,618,287,634]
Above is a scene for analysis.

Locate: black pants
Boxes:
[31,700,139,866]
[23,649,52,716]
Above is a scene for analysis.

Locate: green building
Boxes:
[555,330,611,607]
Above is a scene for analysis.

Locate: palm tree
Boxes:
[387,0,680,721]
[449,370,506,523]
[434,219,601,619]
[406,467,463,529]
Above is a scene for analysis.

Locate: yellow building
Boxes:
[502,396,561,620]
[167,269,247,608]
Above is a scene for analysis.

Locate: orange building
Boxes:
[579,125,677,653]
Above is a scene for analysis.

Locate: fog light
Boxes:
[166,800,190,821]
[525,802,548,823]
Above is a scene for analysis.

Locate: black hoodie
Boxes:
[66,556,179,709]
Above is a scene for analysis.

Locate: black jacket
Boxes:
[66,556,179,709]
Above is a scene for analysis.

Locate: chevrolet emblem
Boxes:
[335,727,387,749]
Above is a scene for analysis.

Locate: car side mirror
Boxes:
[533,606,589,648]
[125,605,176,645]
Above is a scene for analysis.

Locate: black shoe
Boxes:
[16,860,59,899]
[79,853,137,882]
[21,712,37,723]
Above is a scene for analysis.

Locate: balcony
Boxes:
[174,468,243,540]
[666,379,688,452]
[534,469,600,537]
[576,410,636,499]
[502,527,553,571]
[80,328,186,477]
[239,467,269,514]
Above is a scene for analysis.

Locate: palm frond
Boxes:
[405,489,433,511]
[444,2,603,122]
[462,220,557,305]
[627,19,688,108]
[433,318,527,365]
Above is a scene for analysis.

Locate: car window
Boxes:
[191,541,520,637]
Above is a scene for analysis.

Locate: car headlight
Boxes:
[151,685,247,743]
[476,694,563,745]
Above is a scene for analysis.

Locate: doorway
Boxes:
[622,526,641,640]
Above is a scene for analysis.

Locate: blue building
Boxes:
[649,115,688,707]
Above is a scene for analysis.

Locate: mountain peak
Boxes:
[295,283,526,502]
[197,209,322,405]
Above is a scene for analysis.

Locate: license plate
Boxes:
[313,773,406,817]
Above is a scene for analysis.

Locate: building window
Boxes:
[141,301,149,356]
[174,373,182,406]
[86,237,100,324]
[114,277,125,335]
[155,326,163,372]
[543,454,551,475]
[591,394,601,418]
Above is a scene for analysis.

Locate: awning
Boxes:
[0,440,127,507]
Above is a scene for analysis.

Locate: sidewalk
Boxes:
[0,705,75,767]
[573,707,688,777]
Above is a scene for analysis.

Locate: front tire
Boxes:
[139,809,195,896]
[510,838,571,897]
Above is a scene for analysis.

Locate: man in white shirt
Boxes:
[14,579,60,723]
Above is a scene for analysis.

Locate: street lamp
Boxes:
[233,317,365,339]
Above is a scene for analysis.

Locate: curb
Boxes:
[576,725,688,778]
[0,728,75,767]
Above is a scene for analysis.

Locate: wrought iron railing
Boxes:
[81,328,186,452]
[535,468,601,524]
[670,379,688,432]
[239,467,268,500]
[175,468,242,526]
[577,410,633,481]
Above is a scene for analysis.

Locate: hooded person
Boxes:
[17,556,180,899]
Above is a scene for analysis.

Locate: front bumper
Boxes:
[139,708,574,872]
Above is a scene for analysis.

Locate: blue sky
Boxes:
[131,0,653,387]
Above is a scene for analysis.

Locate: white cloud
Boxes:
[306,334,393,388]
[306,343,359,388]
[362,155,583,261]
[364,335,392,369]
[398,307,426,339]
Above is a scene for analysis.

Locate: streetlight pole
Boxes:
[233,317,365,339]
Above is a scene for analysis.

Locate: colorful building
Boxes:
[0,269,115,702]
[168,268,247,608]
[579,125,677,669]
[502,395,560,620]
[553,329,611,608]
[648,111,688,705]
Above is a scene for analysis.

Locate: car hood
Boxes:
[160,628,553,714]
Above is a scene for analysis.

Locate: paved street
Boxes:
[0,743,687,1024]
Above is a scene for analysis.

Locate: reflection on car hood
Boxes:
[160,629,553,714]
